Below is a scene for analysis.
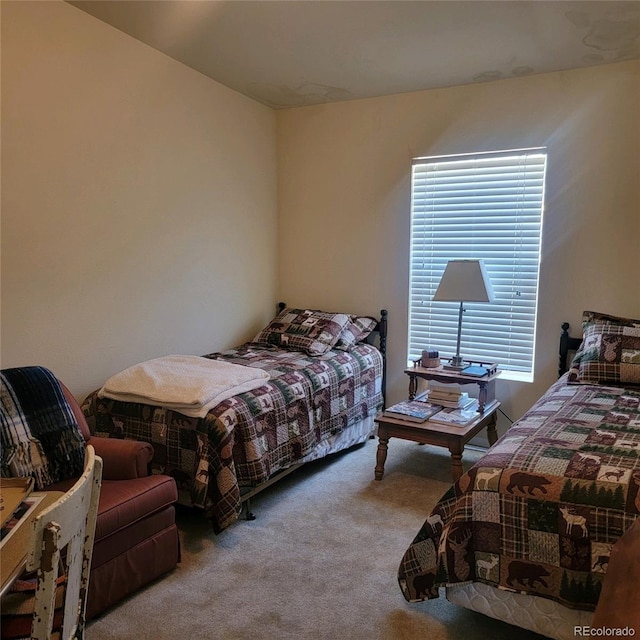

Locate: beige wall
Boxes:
[2,2,639,432]
[277,60,640,433]
[1,1,278,400]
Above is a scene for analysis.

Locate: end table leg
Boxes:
[487,412,498,446]
[448,442,464,483]
[478,382,487,413]
[375,436,389,481]
[408,374,417,401]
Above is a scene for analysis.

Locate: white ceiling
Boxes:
[69,0,640,109]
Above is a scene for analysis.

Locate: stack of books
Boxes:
[425,383,476,409]
[383,400,441,423]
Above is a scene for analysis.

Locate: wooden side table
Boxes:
[374,399,500,483]
[405,364,500,413]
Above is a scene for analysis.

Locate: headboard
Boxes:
[559,322,583,377]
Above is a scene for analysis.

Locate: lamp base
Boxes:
[443,356,466,371]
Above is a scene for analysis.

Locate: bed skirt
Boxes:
[238,414,376,505]
[295,414,376,466]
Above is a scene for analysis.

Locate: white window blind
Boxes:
[408,148,547,381]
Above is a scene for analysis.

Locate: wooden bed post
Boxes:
[559,322,582,377]
[379,309,388,409]
[559,322,571,377]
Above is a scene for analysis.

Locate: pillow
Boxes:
[567,323,640,386]
[0,366,86,489]
[252,308,351,356]
[334,315,378,351]
[568,311,640,383]
[581,310,640,331]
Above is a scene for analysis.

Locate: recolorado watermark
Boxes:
[575,627,636,637]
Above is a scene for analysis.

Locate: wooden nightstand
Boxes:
[374,399,500,483]
[374,363,501,483]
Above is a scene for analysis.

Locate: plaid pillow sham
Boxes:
[252,308,350,356]
[581,310,640,331]
[334,315,378,351]
[568,322,640,386]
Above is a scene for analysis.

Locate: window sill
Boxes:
[498,370,533,383]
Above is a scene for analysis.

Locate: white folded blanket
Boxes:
[98,355,270,418]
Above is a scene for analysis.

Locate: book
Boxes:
[461,365,489,377]
[428,382,463,399]
[383,400,442,422]
[428,400,480,427]
[428,389,467,400]
[1,493,45,547]
[0,477,34,528]
[415,388,474,408]
[428,393,476,410]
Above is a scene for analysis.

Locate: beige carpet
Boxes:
[87,438,546,639]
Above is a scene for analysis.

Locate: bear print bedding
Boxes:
[398,374,640,611]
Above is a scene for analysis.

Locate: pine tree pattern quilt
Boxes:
[398,376,640,611]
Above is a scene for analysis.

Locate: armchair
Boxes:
[0,366,180,621]
[53,383,181,619]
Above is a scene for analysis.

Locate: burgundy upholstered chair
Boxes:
[44,383,181,619]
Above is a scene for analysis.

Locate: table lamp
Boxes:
[433,259,494,369]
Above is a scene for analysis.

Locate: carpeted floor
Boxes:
[87,438,547,639]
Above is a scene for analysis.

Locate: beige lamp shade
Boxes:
[433,259,494,303]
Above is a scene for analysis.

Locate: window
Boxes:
[408,148,547,382]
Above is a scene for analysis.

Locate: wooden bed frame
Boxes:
[240,302,388,520]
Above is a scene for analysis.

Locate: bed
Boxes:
[82,304,387,533]
[398,310,640,640]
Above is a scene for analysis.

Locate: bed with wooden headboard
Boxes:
[398,311,640,639]
[82,303,387,532]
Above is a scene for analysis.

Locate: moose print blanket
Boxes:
[398,375,640,611]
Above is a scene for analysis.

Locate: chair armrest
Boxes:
[87,436,153,480]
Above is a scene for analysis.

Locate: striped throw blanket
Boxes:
[0,366,86,489]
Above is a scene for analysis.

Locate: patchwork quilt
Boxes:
[82,342,383,532]
[398,376,640,611]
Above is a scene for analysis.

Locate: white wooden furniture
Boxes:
[0,491,62,598]
[28,445,102,640]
